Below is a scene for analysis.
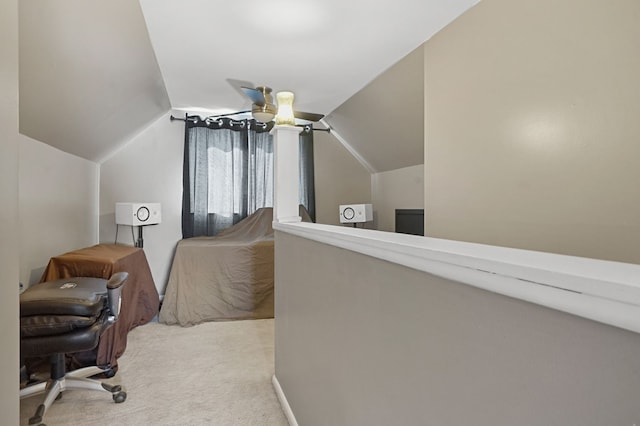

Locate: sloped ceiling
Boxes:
[19,0,170,163]
[326,46,425,173]
[18,0,479,167]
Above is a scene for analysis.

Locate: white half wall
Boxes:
[274,228,640,425]
[19,136,99,287]
[371,164,424,232]
[0,0,19,421]
[99,111,183,295]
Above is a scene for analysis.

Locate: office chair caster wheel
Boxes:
[103,368,116,378]
[113,391,127,403]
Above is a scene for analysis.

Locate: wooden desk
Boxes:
[41,244,160,371]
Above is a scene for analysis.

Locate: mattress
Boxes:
[159,207,278,326]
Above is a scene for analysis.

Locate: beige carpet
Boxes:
[20,319,288,426]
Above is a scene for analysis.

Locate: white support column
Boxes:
[272,125,302,223]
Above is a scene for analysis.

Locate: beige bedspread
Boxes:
[159,207,278,326]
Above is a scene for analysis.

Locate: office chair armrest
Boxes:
[106,272,128,320]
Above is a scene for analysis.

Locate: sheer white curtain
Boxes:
[183,119,273,237]
[182,116,314,238]
[203,129,274,217]
[247,130,274,213]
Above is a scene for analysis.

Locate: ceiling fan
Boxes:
[210,83,325,124]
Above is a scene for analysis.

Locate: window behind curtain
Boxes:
[182,117,314,238]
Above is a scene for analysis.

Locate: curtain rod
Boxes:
[169,115,330,132]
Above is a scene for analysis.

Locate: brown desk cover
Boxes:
[40,244,159,371]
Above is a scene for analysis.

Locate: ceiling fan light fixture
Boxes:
[252,103,277,123]
[248,86,277,122]
[275,91,296,126]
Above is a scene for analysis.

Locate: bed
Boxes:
[159,207,309,326]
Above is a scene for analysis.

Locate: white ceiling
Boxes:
[18,0,479,167]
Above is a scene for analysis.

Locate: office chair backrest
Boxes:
[106,272,128,322]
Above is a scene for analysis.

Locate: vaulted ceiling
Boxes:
[18,0,479,170]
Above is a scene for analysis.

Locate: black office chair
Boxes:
[20,272,129,425]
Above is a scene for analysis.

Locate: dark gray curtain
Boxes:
[299,125,316,222]
[182,116,315,238]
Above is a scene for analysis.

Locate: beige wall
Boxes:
[313,131,372,226]
[0,0,20,422]
[19,136,99,287]
[99,112,183,295]
[424,0,640,263]
[372,164,424,231]
[275,231,640,425]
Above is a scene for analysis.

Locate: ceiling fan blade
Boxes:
[226,78,255,104]
[207,110,252,119]
[294,111,324,122]
[241,86,266,106]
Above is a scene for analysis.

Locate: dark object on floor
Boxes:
[40,243,159,371]
[20,273,129,425]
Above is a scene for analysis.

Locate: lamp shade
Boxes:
[275,91,296,126]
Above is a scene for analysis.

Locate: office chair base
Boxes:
[20,365,127,425]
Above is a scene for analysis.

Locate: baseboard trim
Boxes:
[272,374,298,426]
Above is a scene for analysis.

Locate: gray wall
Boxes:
[313,131,372,226]
[424,0,640,263]
[275,232,640,425]
[19,136,99,287]
[18,0,170,163]
[371,164,424,232]
[99,111,183,295]
[325,45,424,173]
[0,0,20,421]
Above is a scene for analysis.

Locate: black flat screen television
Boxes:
[395,209,424,236]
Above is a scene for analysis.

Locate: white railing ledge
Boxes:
[274,221,640,334]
